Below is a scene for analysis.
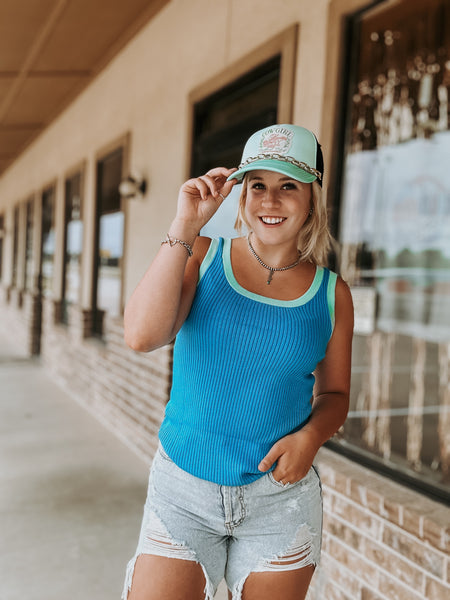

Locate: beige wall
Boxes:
[0,0,335,304]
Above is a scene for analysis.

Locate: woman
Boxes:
[122,124,354,600]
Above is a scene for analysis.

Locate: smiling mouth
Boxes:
[260,216,286,225]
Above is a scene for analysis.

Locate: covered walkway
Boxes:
[0,331,227,599]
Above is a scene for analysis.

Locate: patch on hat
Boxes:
[259,126,294,155]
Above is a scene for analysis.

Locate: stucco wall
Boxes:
[0,0,330,304]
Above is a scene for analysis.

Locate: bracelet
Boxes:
[161,233,193,257]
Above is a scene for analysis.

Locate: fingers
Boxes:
[198,174,221,200]
[258,443,282,472]
[272,465,310,484]
[258,436,311,483]
[205,166,237,180]
[221,177,238,198]
[180,176,215,202]
[183,168,237,202]
[204,167,237,199]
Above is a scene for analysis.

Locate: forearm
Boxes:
[123,220,198,352]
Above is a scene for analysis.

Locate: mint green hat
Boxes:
[227,124,323,186]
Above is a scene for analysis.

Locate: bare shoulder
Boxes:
[335,275,353,303]
[191,235,213,265]
[334,276,354,330]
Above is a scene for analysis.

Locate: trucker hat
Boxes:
[227,124,323,187]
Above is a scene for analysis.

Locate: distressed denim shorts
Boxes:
[122,444,323,600]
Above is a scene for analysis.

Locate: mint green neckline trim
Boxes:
[198,238,220,282]
[327,271,338,329]
[223,238,324,307]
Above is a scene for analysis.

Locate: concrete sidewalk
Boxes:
[0,333,227,600]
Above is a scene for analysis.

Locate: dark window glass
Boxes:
[333,0,450,502]
[192,56,280,176]
[40,186,56,297]
[62,173,83,324]
[24,199,34,291]
[12,207,19,287]
[93,148,124,334]
[192,57,280,238]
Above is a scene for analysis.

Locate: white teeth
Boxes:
[261,216,285,224]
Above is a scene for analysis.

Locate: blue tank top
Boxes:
[159,238,337,485]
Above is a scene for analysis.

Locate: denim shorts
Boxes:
[122,444,323,600]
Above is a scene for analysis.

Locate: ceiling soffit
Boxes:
[0,0,169,177]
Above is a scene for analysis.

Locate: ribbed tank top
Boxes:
[159,238,337,485]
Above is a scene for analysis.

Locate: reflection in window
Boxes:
[336,0,449,500]
[62,173,83,324]
[24,199,34,292]
[94,148,124,334]
[40,187,55,297]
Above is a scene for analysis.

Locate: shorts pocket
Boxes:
[267,468,312,489]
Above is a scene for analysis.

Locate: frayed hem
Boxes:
[121,554,137,600]
[230,523,319,600]
[121,510,216,600]
[121,552,215,600]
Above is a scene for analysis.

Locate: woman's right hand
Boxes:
[173,167,237,237]
[124,167,238,352]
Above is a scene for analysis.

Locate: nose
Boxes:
[261,188,281,208]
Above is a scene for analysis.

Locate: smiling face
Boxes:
[243,170,312,247]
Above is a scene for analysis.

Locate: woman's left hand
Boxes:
[257,429,321,484]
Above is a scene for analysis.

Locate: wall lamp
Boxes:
[119,175,147,199]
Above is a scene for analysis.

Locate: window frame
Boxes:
[92,134,130,335]
[61,170,84,325]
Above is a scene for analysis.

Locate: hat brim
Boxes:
[227,159,317,184]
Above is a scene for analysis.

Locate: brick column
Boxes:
[22,291,42,355]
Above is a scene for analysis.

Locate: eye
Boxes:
[281,181,298,190]
[250,182,265,190]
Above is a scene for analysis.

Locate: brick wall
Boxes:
[308,450,450,600]
[39,297,172,460]
[1,287,40,355]
[1,291,449,600]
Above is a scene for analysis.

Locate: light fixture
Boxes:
[119,175,147,199]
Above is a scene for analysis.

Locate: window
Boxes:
[24,198,34,292]
[12,206,19,288]
[192,57,281,238]
[62,172,83,324]
[333,0,450,502]
[191,56,280,176]
[93,148,124,334]
[40,186,56,297]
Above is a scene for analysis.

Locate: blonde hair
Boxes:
[234,178,332,266]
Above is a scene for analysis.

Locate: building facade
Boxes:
[0,1,448,598]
